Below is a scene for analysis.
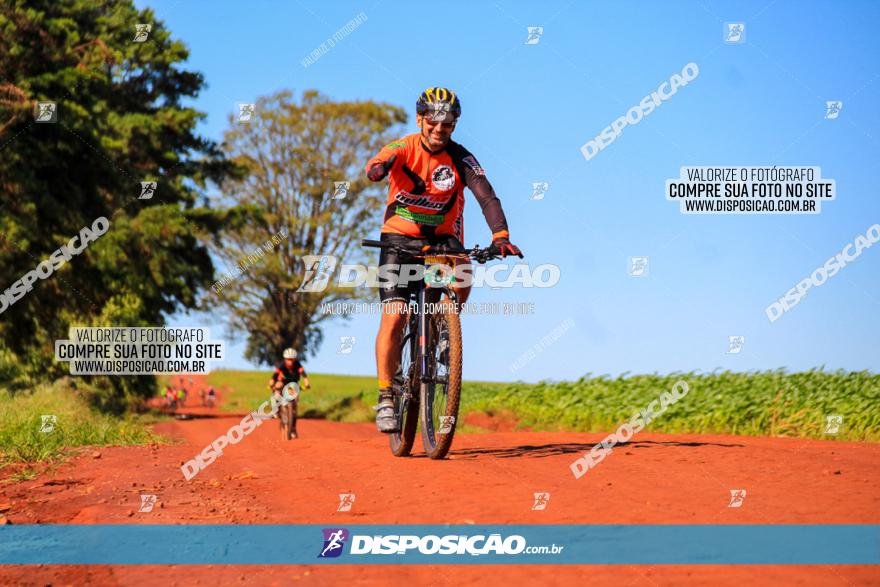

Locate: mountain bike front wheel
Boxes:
[420,301,462,459]
[280,401,294,441]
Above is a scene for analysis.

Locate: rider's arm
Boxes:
[365,139,408,182]
[450,144,510,240]
[297,362,310,388]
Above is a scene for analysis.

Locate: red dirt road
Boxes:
[1,380,878,586]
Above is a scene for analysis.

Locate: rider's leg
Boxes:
[270,389,281,418]
[377,300,408,385]
[374,299,408,432]
[374,234,423,433]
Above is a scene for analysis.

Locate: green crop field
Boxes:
[208,368,880,441]
[207,370,379,423]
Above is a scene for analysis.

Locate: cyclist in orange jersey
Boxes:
[365,86,522,432]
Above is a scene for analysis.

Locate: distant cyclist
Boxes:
[164,385,176,409]
[268,348,311,437]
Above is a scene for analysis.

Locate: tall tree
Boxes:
[0,0,237,396]
[214,89,406,364]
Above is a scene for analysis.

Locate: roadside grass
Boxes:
[0,379,163,479]
[208,368,880,441]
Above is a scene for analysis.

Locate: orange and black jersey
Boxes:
[272,360,306,385]
[365,133,510,242]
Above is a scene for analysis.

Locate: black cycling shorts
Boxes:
[377,232,464,304]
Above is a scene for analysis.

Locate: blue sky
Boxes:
[140,0,880,381]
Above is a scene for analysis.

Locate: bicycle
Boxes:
[272,382,301,441]
[362,238,502,459]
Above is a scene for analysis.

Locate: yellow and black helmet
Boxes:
[416,87,461,122]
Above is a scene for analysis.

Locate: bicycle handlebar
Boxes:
[361,239,501,264]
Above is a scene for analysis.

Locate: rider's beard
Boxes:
[421,125,450,149]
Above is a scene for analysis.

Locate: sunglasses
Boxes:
[422,117,456,128]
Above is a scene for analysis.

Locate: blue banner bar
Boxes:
[1,525,877,564]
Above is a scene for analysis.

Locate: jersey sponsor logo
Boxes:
[394,207,444,226]
[431,165,456,190]
[462,155,484,176]
[385,141,406,149]
[394,191,447,210]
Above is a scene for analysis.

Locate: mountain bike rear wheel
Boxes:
[420,301,462,459]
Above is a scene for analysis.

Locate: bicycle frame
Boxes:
[362,237,501,457]
[412,277,458,387]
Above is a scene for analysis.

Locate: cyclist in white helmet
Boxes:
[267,348,311,435]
